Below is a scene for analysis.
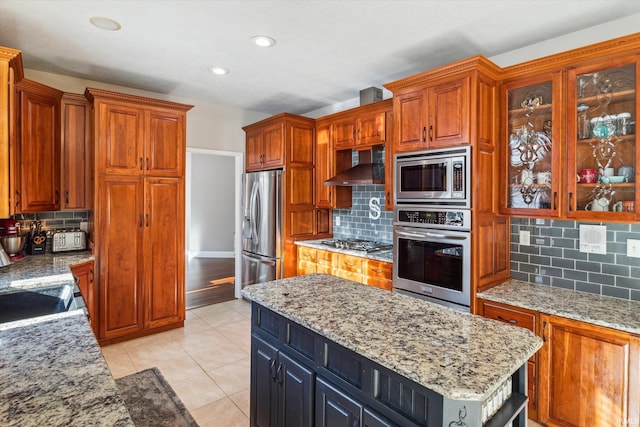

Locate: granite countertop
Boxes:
[242,273,542,401]
[478,279,640,335]
[295,239,393,263]
[0,251,94,292]
[0,312,133,426]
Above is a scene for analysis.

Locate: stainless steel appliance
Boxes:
[395,146,470,207]
[241,170,283,289]
[52,230,87,252]
[393,206,471,311]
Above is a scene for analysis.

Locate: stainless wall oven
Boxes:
[393,206,471,311]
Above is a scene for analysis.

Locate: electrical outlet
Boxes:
[335,216,340,226]
[519,230,530,246]
[628,239,640,258]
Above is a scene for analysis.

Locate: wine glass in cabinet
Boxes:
[567,59,637,220]
[502,73,562,216]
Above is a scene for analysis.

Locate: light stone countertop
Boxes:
[0,251,94,292]
[295,239,393,263]
[242,273,542,401]
[0,312,133,426]
[478,279,640,335]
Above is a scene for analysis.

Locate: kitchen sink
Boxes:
[0,284,77,324]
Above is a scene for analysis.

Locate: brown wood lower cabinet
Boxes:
[70,260,96,334]
[96,176,185,344]
[480,298,640,426]
[296,246,392,291]
[538,314,640,427]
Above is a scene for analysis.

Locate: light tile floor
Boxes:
[101,298,252,427]
[101,298,543,427]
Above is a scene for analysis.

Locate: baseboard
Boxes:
[188,251,234,258]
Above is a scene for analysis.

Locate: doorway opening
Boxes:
[185,148,243,309]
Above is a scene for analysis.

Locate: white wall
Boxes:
[23,69,269,152]
[489,15,640,67]
[188,152,235,255]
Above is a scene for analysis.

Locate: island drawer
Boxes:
[333,253,364,274]
[366,259,392,280]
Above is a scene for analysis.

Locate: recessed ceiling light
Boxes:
[210,67,230,75]
[89,16,122,31]
[251,35,276,47]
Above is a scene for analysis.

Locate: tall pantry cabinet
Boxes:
[85,88,193,344]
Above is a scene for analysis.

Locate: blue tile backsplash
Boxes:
[332,149,393,243]
[332,184,393,243]
[511,217,640,302]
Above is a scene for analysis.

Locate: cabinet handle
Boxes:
[422,126,426,142]
[542,321,548,342]
[429,125,433,142]
[139,214,143,228]
[553,192,558,210]
[497,315,518,325]
[356,128,360,141]
[344,262,355,267]
[372,269,383,273]
[269,359,277,380]
[89,269,94,283]
[139,157,143,170]
[145,213,149,227]
[14,190,20,208]
[276,362,283,385]
[65,190,69,205]
[568,193,573,211]
[55,190,60,205]
[147,157,150,170]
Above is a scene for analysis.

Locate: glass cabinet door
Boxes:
[567,60,637,218]
[503,74,561,215]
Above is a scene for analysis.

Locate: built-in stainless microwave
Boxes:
[394,146,470,208]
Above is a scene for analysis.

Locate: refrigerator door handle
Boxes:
[250,181,260,243]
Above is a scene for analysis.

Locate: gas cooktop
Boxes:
[320,238,392,253]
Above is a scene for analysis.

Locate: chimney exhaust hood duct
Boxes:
[324,148,385,186]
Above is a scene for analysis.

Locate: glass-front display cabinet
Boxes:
[567,59,637,219]
[502,74,561,216]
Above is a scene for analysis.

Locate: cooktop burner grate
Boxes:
[320,238,392,253]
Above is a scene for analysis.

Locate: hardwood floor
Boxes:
[186,257,236,309]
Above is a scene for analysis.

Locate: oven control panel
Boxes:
[394,208,471,230]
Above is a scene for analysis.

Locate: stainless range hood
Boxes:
[324,149,385,186]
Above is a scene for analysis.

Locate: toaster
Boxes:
[52,230,87,253]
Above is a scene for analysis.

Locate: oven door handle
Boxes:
[396,230,427,239]
[397,228,467,241]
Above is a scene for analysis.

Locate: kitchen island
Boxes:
[242,274,542,426]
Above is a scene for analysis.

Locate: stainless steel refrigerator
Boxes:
[241,170,283,289]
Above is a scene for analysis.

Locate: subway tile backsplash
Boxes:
[13,211,89,231]
[511,217,640,302]
[332,184,393,243]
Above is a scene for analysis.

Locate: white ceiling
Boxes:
[1,1,639,115]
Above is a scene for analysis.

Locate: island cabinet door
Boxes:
[538,314,640,427]
[251,336,280,427]
[278,351,314,427]
[316,377,364,427]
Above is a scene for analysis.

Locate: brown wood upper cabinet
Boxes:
[61,93,91,210]
[13,79,63,212]
[331,101,390,151]
[87,88,186,177]
[389,75,470,153]
[245,121,285,171]
[499,34,640,221]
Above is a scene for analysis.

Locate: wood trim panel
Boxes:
[85,87,193,111]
